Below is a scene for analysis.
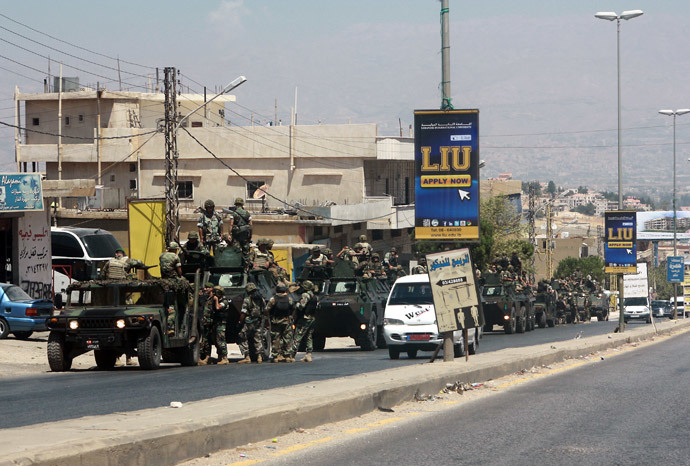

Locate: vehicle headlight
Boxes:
[116,319,126,329]
[69,320,79,330]
[383,318,404,326]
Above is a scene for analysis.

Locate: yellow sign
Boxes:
[127,200,166,277]
[415,226,478,240]
[606,265,638,274]
[420,175,471,187]
[608,241,633,248]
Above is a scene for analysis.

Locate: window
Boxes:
[32,118,39,126]
[246,180,266,199]
[334,225,343,234]
[51,232,84,258]
[129,163,136,172]
[391,229,401,238]
[129,179,137,190]
[110,174,115,182]
[353,223,363,231]
[78,114,84,123]
[372,230,383,241]
[178,181,193,199]
[65,116,70,126]
[191,121,203,128]
[313,226,323,237]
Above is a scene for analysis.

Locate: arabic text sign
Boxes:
[604,211,637,274]
[17,210,52,299]
[427,248,481,332]
[414,110,480,241]
[667,256,684,283]
[0,173,44,212]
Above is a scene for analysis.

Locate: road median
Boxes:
[2,319,688,466]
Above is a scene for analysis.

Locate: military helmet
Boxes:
[256,238,267,246]
[353,243,364,250]
[266,239,275,248]
[276,284,288,293]
[168,241,179,250]
[204,199,215,209]
[359,234,367,242]
[234,197,245,205]
[204,282,214,288]
[419,257,426,263]
[213,285,224,294]
[115,248,126,255]
[188,231,199,239]
[245,282,258,293]
[390,247,397,252]
[323,248,332,255]
[372,252,380,259]
[311,246,321,253]
[301,280,314,291]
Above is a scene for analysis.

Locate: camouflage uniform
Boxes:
[197,200,223,254]
[412,259,428,275]
[291,281,319,358]
[369,254,387,278]
[199,283,215,361]
[306,249,327,267]
[159,251,182,279]
[230,198,253,264]
[249,239,271,269]
[238,283,266,362]
[266,286,295,361]
[208,287,229,361]
[102,254,144,279]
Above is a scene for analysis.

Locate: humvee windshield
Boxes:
[67,285,164,308]
[482,286,505,297]
[329,280,359,294]
[210,272,244,288]
[388,283,433,305]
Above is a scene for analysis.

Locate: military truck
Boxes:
[533,289,557,328]
[46,275,201,371]
[187,246,274,361]
[312,260,387,351]
[590,290,609,321]
[480,272,535,334]
[573,290,592,322]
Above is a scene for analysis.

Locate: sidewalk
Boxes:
[1,319,688,466]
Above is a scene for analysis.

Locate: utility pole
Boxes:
[440,0,452,110]
[546,203,553,279]
[528,182,536,283]
[164,67,179,246]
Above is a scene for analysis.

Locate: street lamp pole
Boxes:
[595,9,643,333]
[659,109,690,318]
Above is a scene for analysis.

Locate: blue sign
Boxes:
[0,174,44,212]
[604,211,637,274]
[667,256,684,283]
[414,109,480,241]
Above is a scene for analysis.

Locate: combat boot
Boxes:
[285,356,295,363]
[198,356,209,366]
[302,353,312,363]
[217,357,230,365]
[237,356,251,364]
[273,355,284,363]
[256,355,263,364]
[114,357,124,367]
[126,356,138,366]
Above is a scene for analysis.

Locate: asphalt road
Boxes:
[272,328,690,466]
[0,318,625,429]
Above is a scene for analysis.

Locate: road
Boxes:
[0,318,623,429]
[267,328,689,466]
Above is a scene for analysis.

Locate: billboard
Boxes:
[667,256,684,283]
[604,211,637,274]
[414,109,480,241]
[0,173,44,212]
[636,210,690,240]
[427,248,482,332]
[127,199,166,277]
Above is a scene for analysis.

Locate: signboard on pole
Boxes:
[667,256,684,283]
[604,211,637,274]
[414,109,480,241]
[0,173,44,212]
[426,248,482,332]
[128,199,166,277]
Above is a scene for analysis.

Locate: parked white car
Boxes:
[382,274,481,359]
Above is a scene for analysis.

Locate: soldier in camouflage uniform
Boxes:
[197,199,223,255]
[228,197,253,265]
[290,280,319,362]
[249,238,272,269]
[412,257,428,275]
[266,284,295,362]
[159,242,184,336]
[368,253,387,278]
[237,282,267,364]
[198,283,215,365]
[265,239,289,285]
[209,286,230,365]
[101,248,145,280]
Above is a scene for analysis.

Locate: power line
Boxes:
[0,120,158,140]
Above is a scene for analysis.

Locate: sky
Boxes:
[1,0,689,194]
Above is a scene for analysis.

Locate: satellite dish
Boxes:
[253,184,270,199]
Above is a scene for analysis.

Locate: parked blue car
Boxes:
[0,283,54,340]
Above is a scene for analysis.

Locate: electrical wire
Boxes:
[0,120,158,140]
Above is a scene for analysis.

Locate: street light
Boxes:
[595,9,643,332]
[659,108,690,318]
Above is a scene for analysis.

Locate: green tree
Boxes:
[649,264,674,299]
[577,186,588,194]
[547,180,556,196]
[572,203,596,216]
[554,256,605,282]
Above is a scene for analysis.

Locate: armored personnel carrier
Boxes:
[480,272,535,334]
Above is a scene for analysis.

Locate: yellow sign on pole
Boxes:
[127,199,166,277]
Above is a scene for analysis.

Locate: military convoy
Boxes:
[480,272,535,334]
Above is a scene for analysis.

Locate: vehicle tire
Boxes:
[406,349,418,359]
[468,337,477,355]
[360,313,377,351]
[0,317,9,339]
[47,331,72,371]
[586,310,592,322]
[94,350,118,370]
[137,326,162,370]
[516,314,526,334]
[313,335,326,352]
[538,313,546,329]
[453,342,465,358]
[547,318,555,328]
[504,314,516,334]
[376,326,387,349]
[388,347,400,359]
[13,331,33,340]
[483,324,493,332]
[179,336,200,366]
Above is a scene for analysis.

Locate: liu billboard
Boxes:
[604,211,637,274]
[414,109,480,241]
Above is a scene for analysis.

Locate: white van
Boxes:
[670,296,687,318]
[382,274,481,359]
[623,296,651,324]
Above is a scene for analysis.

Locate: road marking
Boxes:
[269,436,335,456]
[442,400,460,405]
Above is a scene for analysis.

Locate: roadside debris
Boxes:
[415,392,439,401]
[169,401,183,408]
[378,407,395,412]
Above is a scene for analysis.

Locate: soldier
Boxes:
[101,248,145,280]
[306,247,327,266]
[209,286,230,365]
[198,282,215,365]
[249,238,272,269]
[358,234,373,255]
[384,247,405,280]
[159,242,182,279]
[353,244,371,277]
[336,245,357,263]
[322,248,335,267]
[266,284,295,362]
[197,199,223,254]
[265,239,289,285]
[183,231,206,253]
[412,257,428,275]
[228,197,253,263]
[237,282,267,364]
[510,251,522,274]
[290,280,319,362]
[369,253,387,278]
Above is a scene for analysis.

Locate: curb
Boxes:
[2,319,689,466]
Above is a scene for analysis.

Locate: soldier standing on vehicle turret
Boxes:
[197,199,223,254]
[237,283,267,364]
[228,197,253,264]
[266,284,295,363]
[101,248,146,280]
[289,280,319,362]
[249,238,272,269]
